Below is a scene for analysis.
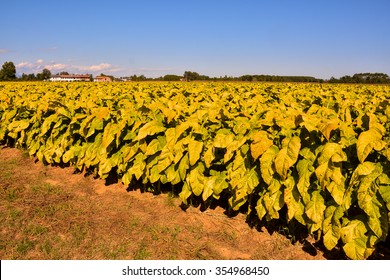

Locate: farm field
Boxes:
[0,81,389,259]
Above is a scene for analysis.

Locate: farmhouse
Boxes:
[94,75,113,82]
[50,74,91,82]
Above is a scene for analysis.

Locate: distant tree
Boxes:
[59,71,69,75]
[163,74,182,81]
[329,73,390,84]
[42,68,51,80]
[130,74,147,81]
[0,61,16,80]
[21,73,37,81]
[199,74,211,80]
[36,68,51,80]
[184,71,201,81]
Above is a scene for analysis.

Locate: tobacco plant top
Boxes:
[1,81,389,259]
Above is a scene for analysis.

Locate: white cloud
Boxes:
[16,62,33,68]
[76,63,113,72]
[0,49,9,54]
[15,59,121,75]
[45,63,67,71]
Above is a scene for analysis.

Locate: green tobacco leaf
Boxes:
[39,114,57,136]
[79,115,95,137]
[250,131,273,160]
[339,122,357,148]
[368,113,386,135]
[86,118,104,138]
[327,181,346,206]
[173,141,185,164]
[262,179,284,220]
[94,107,110,120]
[213,132,234,148]
[62,148,76,163]
[317,143,347,164]
[128,153,146,180]
[156,148,174,173]
[225,137,247,163]
[343,237,370,260]
[356,163,388,239]
[160,105,176,124]
[318,118,339,141]
[364,196,388,240]
[202,177,215,201]
[356,161,377,176]
[245,167,260,192]
[340,218,367,243]
[164,164,178,184]
[356,129,386,163]
[145,138,162,156]
[178,154,189,181]
[101,123,120,151]
[299,147,316,163]
[187,163,205,196]
[98,157,114,179]
[203,172,228,201]
[8,119,30,133]
[231,167,260,210]
[305,190,326,224]
[260,145,279,185]
[255,198,267,221]
[382,148,390,161]
[164,127,177,145]
[340,218,372,260]
[148,165,161,183]
[296,158,314,204]
[322,205,343,250]
[179,182,192,204]
[188,138,203,166]
[356,163,381,208]
[211,172,228,197]
[315,143,347,205]
[122,171,132,185]
[378,173,390,211]
[274,136,301,180]
[137,120,166,140]
[283,175,305,224]
[204,145,215,168]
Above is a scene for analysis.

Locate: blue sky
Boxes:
[1,0,389,78]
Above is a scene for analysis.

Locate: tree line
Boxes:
[328,73,390,84]
[154,71,390,84]
[1,61,389,84]
[0,61,51,81]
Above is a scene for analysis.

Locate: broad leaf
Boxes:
[356,129,386,163]
[305,190,326,224]
[260,145,279,185]
[188,138,203,166]
[250,131,273,160]
[137,120,166,140]
[274,136,301,180]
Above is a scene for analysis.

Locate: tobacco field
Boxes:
[0,81,389,259]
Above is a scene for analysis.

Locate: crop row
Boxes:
[0,81,389,259]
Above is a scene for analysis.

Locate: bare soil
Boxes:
[0,146,370,260]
